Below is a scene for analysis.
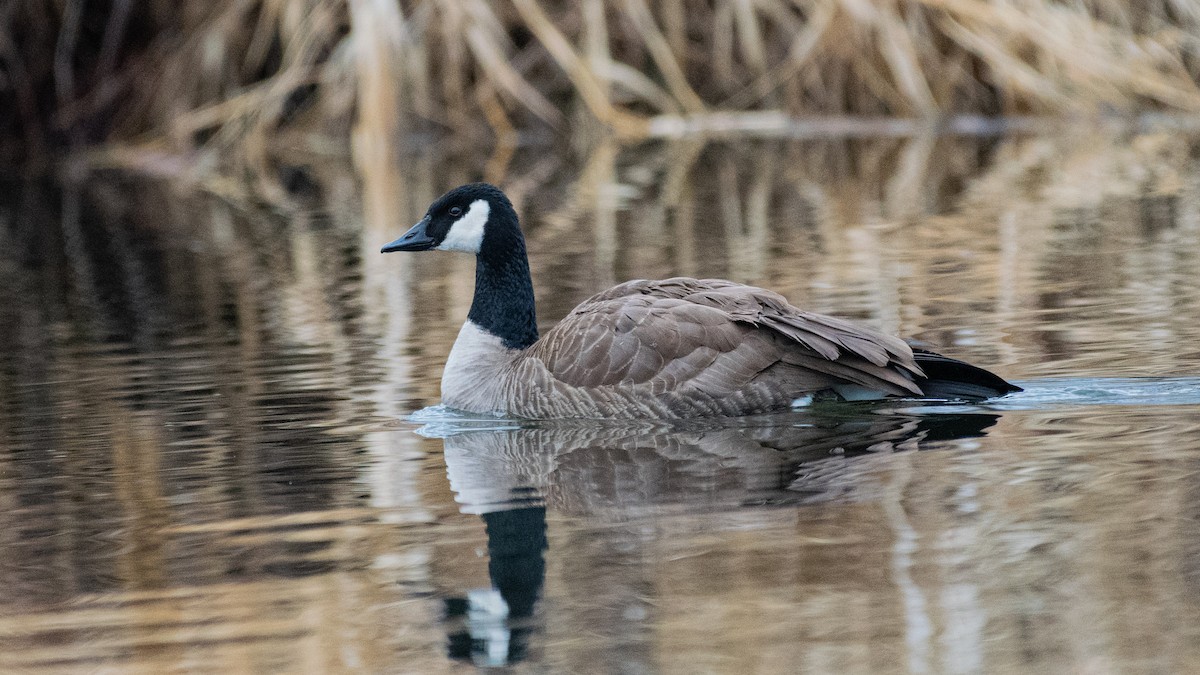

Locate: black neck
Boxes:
[467,222,538,350]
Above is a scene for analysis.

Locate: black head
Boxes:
[381,182,537,349]
[380,183,517,255]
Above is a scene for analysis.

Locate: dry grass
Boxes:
[3,0,1200,190]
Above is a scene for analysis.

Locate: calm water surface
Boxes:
[2,130,1200,673]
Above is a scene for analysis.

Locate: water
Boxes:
[2,129,1200,673]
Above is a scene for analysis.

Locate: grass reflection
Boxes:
[1,128,1200,672]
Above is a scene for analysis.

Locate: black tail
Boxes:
[911,348,1022,401]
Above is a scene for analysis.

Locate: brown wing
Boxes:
[529,278,923,399]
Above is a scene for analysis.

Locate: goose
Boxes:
[381,183,1021,419]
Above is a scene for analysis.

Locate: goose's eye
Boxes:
[449,206,463,217]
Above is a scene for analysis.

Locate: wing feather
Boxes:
[529,277,924,405]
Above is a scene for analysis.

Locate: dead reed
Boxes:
[4,0,1200,188]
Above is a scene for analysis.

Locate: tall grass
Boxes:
[4,0,1200,181]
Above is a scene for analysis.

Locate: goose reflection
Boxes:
[435,408,1000,667]
[445,506,546,666]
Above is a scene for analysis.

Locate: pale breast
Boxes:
[440,321,523,415]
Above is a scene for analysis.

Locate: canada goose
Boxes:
[382,183,1021,419]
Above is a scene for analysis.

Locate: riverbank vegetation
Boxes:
[4,0,1200,190]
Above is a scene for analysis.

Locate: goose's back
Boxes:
[511,278,925,418]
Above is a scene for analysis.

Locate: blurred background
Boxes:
[4,2,1200,673]
[5,0,1200,187]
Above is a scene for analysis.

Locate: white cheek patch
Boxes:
[436,199,490,253]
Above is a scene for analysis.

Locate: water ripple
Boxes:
[989,376,1200,409]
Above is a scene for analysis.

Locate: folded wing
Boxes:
[530,278,926,409]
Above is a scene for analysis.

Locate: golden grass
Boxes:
[4,0,1200,185]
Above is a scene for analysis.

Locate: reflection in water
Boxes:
[445,507,547,667]
[1,129,1200,672]
[438,411,1001,515]
[436,410,998,667]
